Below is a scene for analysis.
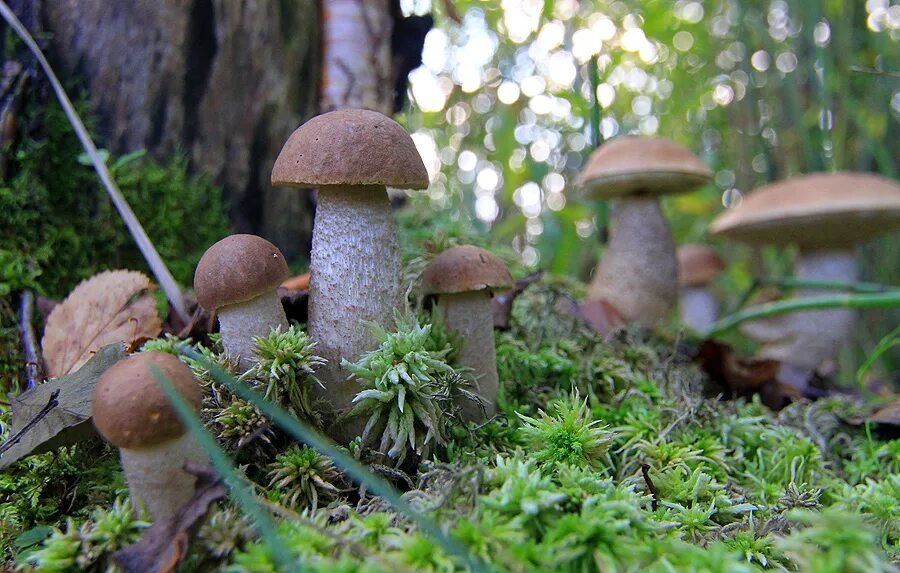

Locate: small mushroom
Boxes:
[271,109,428,423]
[194,234,289,370]
[92,351,206,521]
[711,172,900,389]
[677,244,726,333]
[422,245,513,421]
[579,137,712,326]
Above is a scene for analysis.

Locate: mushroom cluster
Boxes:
[271,109,429,422]
[579,136,712,326]
[92,351,205,521]
[711,172,900,387]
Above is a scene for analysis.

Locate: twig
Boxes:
[708,291,900,337]
[0,2,188,323]
[641,464,659,511]
[849,66,900,79]
[0,388,60,456]
[19,290,43,391]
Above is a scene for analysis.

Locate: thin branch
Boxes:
[19,290,43,391]
[0,389,60,457]
[849,66,900,78]
[641,464,659,511]
[0,2,188,323]
[708,292,900,338]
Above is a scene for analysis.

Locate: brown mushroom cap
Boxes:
[710,172,900,248]
[271,109,429,190]
[677,244,726,287]
[92,351,202,449]
[578,136,712,199]
[422,245,514,295]
[194,234,289,312]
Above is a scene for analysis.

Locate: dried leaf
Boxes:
[492,271,543,330]
[694,340,793,409]
[0,344,126,468]
[577,298,626,337]
[41,270,163,377]
[114,464,227,573]
[870,398,900,426]
[280,272,310,291]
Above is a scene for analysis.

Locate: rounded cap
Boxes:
[677,244,726,287]
[271,109,429,190]
[422,245,513,295]
[92,351,202,449]
[578,136,712,199]
[710,172,900,248]
[194,234,289,312]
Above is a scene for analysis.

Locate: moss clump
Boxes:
[0,97,229,299]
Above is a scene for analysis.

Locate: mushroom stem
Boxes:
[309,185,402,418]
[680,286,719,333]
[587,197,677,325]
[218,290,288,371]
[120,433,206,521]
[752,248,858,388]
[436,291,497,421]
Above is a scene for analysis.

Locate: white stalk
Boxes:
[309,186,402,423]
[680,286,719,333]
[437,291,497,421]
[218,290,288,371]
[748,248,858,388]
[587,197,678,325]
[120,433,206,521]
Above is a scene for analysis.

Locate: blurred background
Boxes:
[1,0,898,386]
[397,0,899,380]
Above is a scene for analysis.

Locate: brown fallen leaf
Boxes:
[870,398,900,426]
[0,344,127,469]
[577,298,626,337]
[281,272,310,291]
[41,270,163,377]
[114,463,228,573]
[492,270,543,330]
[693,340,799,409]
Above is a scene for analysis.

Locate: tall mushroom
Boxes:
[422,245,513,421]
[271,109,428,423]
[579,137,712,325]
[677,244,726,333]
[194,234,289,371]
[711,172,900,388]
[92,351,205,521]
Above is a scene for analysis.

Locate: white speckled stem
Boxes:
[438,291,497,422]
[748,248,858,389]
[680,286,719,333]
[309,186,402,430]
[587,197,678,325]
[120,433,207,522]
[218,291,288,371]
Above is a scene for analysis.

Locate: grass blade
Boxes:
[0,1,188,322]
[175,344,487,572]
[149,365,299,570]
[708,292,900,337]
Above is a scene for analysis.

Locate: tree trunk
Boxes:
[16,0,321,262]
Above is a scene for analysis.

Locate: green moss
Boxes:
[0,97,229,299]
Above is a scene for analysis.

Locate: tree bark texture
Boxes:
[16,0,321,262]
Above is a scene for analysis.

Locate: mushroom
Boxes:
[92,351,206,521]
[422,245,513,421]
[677,244,726,333]
[711,172,900,389]
[579,136,712,326]
[194,234,289,370]
[271,109,429,423]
